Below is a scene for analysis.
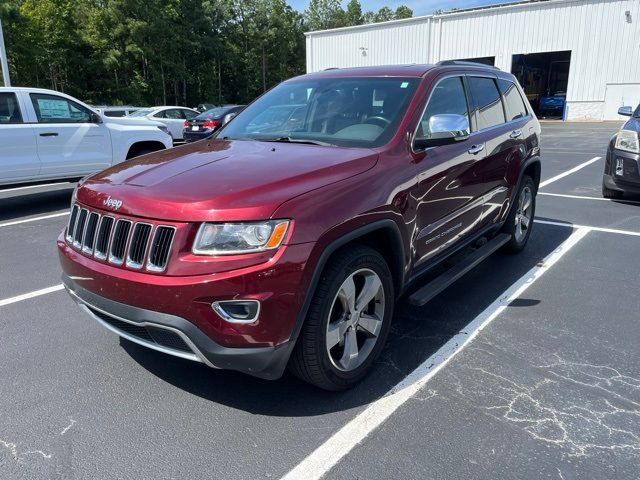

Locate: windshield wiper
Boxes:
[260,136,334,147]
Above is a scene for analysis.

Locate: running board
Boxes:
[408,233,512,306]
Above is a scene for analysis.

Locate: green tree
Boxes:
[344,0,363,26]
[394,5,413,19]
[304,0,345,31]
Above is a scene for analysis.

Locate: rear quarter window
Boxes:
[497,79,528,121]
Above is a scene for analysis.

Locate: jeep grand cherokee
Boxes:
[58,62,541,390]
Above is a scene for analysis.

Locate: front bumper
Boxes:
[604,149,640,194]
[63,274,295,379]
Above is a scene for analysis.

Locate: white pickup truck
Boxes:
[0,87,173,186]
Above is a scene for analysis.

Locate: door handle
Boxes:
[468,143,485,155]
[39,132,59,137]
[509,129,522,139]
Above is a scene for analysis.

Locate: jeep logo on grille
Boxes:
[103,196,123,210]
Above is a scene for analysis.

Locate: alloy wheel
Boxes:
[325,268,385,372]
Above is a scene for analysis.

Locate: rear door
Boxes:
[412,75,488,267]
[0,92,40,184]
[29,92,112,178]
[154,109,189,140]
[466,76,527,222]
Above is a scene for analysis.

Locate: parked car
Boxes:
[602,105,640,198]
[93,106,142,117]
[128,106,198,141]
[0,87,172,186]
[183,105,245,142]
[195,103,215,113]
[539,91,566,118]
[58,62,541,390]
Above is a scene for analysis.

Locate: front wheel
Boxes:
[289,245,394,390]
[502,175,536,253]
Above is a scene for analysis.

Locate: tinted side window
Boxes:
[497,79,527,121]
[0,93,23,124]
[468,77,505,130]
[419,76,469,137]
[104,110,126,117]
[183,109,197,119]
[164,109,184,119]
[30,93,92,123]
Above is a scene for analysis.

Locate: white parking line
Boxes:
[539,156,601,188]
[0,284,64,308]
[534,219,640,237]
[539,192,640,205]
[280,227,591,480]
[0,181,74,193]
[0,211,70,228]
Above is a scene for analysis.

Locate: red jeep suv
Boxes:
[59,62,541,390]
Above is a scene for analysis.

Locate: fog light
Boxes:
[212,300,261,324]
[616,158,624,176]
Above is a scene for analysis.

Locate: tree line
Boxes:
[0,0,412,108]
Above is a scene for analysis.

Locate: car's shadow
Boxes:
[0,184,75,222]
[122,222,574,416]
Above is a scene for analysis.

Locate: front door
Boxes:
[412,75,488,268]
[29,93,112,178]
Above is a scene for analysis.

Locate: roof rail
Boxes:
[323,67,339,71]
[437,60,500,70]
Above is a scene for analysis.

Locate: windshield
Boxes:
[128,109,153,117]
[219,77,419,148]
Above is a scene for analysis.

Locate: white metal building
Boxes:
[305,0,640,121]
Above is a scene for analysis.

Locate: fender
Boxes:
[288,219,405,344]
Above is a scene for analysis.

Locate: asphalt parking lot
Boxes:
[1,122,639,480]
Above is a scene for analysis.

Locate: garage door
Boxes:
[603,83,640,120]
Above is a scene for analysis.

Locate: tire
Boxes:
[602,181,623,199]
[289,245,394,391]
[502,175,536,254]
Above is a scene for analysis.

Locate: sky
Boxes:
[287,0,513,16]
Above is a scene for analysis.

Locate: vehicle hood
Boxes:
[622,117,640,132]
[76,139,378,221]
[103,116,164,128]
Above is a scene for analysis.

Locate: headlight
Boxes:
[157,125,171,136]
[192,220,290,255]
[615,129,640,153]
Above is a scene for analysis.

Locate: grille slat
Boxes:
[126,223,152,269]
[95,216,114,260]
[147,226,175,272]
[72,209,88,248]
[66,205,79,241]
[67,203,175,273]
[82,213,100,254]
[109,219,132,265]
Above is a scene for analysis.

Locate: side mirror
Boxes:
[618,106,633,117]
[90,112,103,124]
[413,114,470,150]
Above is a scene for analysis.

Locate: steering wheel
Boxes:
[364,116,391,128]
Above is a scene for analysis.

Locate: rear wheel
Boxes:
[502,175,536,253]
[289,245,394,390]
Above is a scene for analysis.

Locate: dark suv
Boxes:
[58,62,541,390]
[602,104,640,198]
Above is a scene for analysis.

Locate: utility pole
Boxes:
[0,18,10,87]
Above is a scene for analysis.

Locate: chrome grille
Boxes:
[67,203,175,273]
